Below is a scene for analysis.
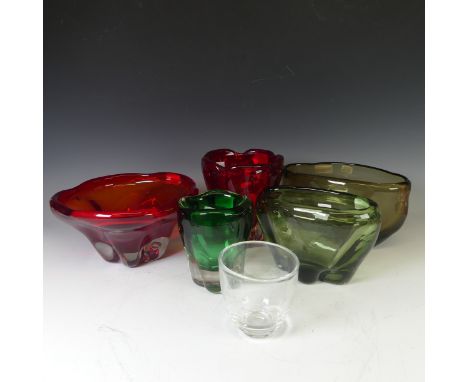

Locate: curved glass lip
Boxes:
[283,162,411,187]
[178,189,252,216]
[261,186,380,215]
[219,240,300,284]
[202,148,284,170]
[50,172,199,219]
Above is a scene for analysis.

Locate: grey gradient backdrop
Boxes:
[44,0,424,229]
[44,5,424,379]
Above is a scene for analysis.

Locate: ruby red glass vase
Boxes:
[202,149,284,206]
[50,172,198,267]
[202,149,284,238]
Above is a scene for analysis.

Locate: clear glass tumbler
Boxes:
[219,241,299,338]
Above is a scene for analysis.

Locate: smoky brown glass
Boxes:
[281,163,411,244]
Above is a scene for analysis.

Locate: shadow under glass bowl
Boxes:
[50,172,198,267]
[256,186,381,284]
[281,163,411,244]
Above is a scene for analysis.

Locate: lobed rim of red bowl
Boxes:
[202,148,284,169]
[50,172,199,219]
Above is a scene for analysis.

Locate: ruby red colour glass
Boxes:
[50,172,198,267]
[201,149,284,205]
[202,149,284,239]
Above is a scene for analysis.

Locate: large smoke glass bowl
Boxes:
[50,172,198,267]
[281,163,410,244]
[219,241,299,338]
[257,187,381,284]
[178,190,253,293]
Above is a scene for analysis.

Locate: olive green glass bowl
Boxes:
[178,190,253,293]
[281,163,411,244]
[257,187,381,284]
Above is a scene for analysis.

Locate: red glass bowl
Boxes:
[50,172,199,267]
[201,149,284,205]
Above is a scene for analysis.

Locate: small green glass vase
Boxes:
[256,186,381,284]
[281,163,410,244]
[178,190,253,293]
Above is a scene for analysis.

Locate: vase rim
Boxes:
[261,186,380,216]
[202,148,283,170]
[178,189,252,215]
[219,240,300,284]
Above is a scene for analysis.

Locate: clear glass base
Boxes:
[188,261,220,293]
[233,307,285,338]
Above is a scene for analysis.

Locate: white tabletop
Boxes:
[44,197,424,382]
